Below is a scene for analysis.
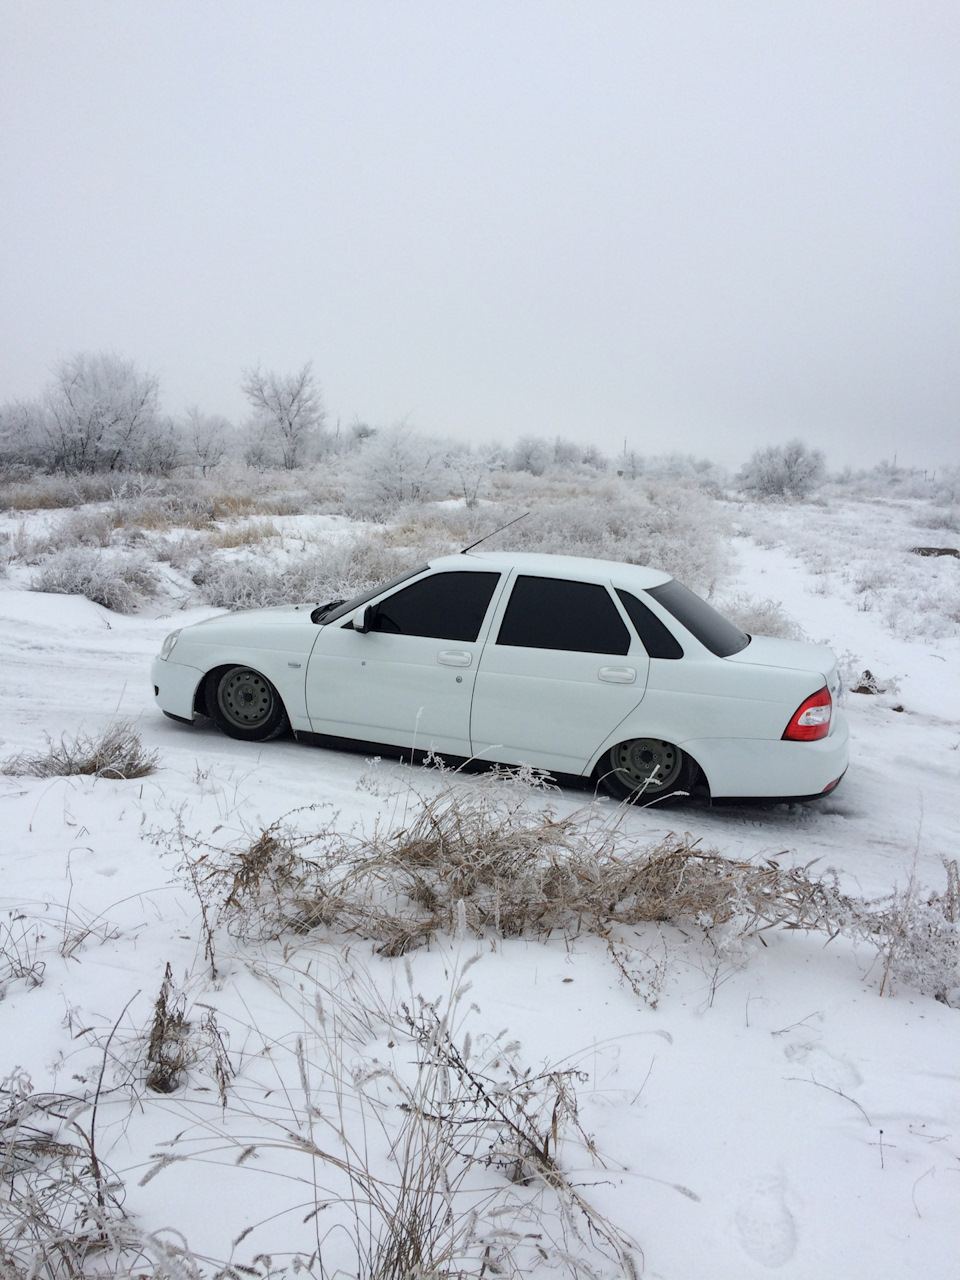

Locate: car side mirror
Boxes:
[355,604,378,634]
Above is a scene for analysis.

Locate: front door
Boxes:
[306,569,503,757]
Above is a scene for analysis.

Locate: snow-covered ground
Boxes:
[1,492,959,1278]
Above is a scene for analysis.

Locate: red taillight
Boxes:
[783,685,832,741]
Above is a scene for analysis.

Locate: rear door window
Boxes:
[371,571,500,641]
[496,576,631,654]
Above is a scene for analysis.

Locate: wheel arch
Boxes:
[189,651,309,729]
[592,737,710,797]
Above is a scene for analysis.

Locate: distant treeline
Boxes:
[1,350,954,505]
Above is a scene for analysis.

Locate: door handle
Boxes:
[438,650,473,667]
[598,666,636,684]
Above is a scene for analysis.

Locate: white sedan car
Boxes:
[152,551,848,803]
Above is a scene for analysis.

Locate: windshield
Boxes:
[645,580,750,657]
[311,564,429,625]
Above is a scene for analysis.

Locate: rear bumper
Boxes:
[683,713,849,800]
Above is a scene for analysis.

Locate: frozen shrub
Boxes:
[48,508,117,549]
[720,594,805,640]
[739,439,826,500]
[342,424,447,516]
[508,435,553,475]
[193,531,420,609]
[620,452,728,491]
[509,480,728,595]
[30,546,160,612]
[924,506,960,534]
[443,443,503,506]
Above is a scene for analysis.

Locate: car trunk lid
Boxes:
[724,635,838,682]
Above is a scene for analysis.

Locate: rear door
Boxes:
[470,574,650,773]
[306,569,502,756]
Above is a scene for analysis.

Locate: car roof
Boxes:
[427,550,674,589]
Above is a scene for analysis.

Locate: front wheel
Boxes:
[598,738,696,804]
[206,667,289,742]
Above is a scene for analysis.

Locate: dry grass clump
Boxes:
[0,914,46,998]
[172,770,960,999]
[204,517,281,549]
[352,994,640,1278]
[1,722,159,781]
[0,1074,174,1279]
[0,471,125,512]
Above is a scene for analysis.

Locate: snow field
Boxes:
[1,489,959,1277]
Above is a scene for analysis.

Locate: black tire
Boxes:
[206,667,289,742]
[598,738,697,804]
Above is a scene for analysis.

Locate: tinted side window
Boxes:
[373,572,499,641]
[616,590,684,659]
[321,564,428,625]
[497,576,630,655]
[646,580,750,657]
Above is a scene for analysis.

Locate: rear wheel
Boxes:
[599,738,696,803]
[206,666,289,742]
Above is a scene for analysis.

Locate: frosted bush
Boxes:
[621,452,728,491]
[509,480,728,595]
[719,594,805,640]
[739,439,825,500]
[923,506,960,534]
[31,547,160,612]
[194,532,421,610]
[342,425,448,517]
[48,508,117,549]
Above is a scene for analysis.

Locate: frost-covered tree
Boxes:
[181,406,234,474]
[241,362,325,470]
[578,442,609,473]
[43,352,165,474]
[345,424,445,515]
[509,435,608,477]
[0,398,48,469]
[443,443,502,507]
[509,436,552,476]
[739,439,825,500]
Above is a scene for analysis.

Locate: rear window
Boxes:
[645,580,750,657]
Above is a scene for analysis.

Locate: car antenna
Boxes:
[459,510,530,554]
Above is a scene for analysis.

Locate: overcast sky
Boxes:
[2,1,958,469]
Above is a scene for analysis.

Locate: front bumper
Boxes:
[151,656,205,722]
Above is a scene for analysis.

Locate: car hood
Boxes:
[724,634,837,680]
[187,604,318,635]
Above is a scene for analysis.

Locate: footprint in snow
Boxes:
[735,1172,797,1267]
[783,1041,863,1090]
